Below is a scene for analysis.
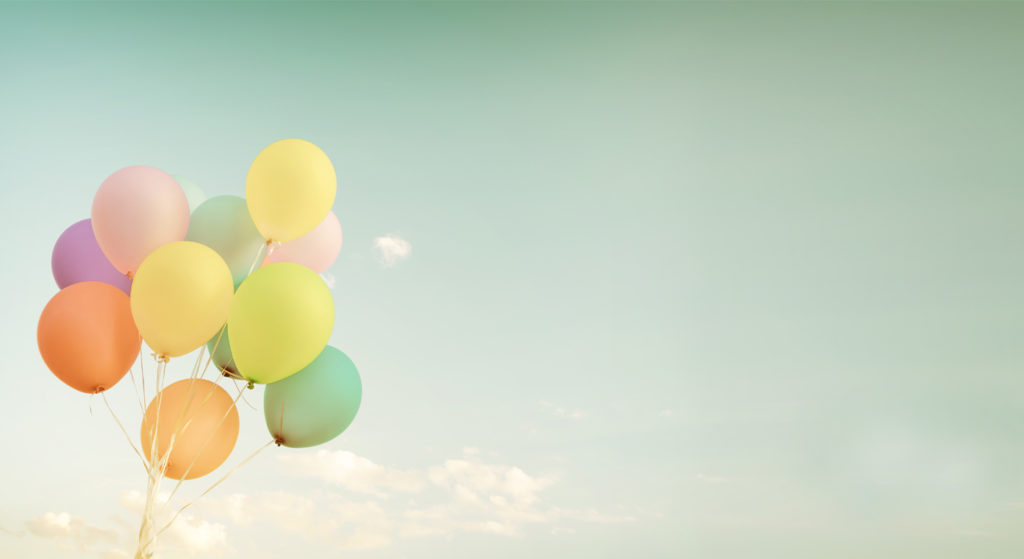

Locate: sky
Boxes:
[1,2,1024,558]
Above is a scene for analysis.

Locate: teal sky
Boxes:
[2,2,1024,558]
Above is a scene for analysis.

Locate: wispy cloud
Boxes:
[25,512,119,552]
[955,529,993,537]
[538,400,587,420]
[266,447,630,546]
[120,490,230,556]
[199,492,392,550]
[373,234,411,267]
[25,448,633,556]
[279,450,426,497]
[695,473,728,484]
[0,522,24,537]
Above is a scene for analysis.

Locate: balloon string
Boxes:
[158,328,234,506]
[190,344,206,380]
[136,359,169,559]
[246,242,268,277]
[162,382,247,505]
[172,345,218,436]
[201,327,227,380]
[139,352,146,410]
[238,385,257,411]
[127,366,144,413]
[101,392,148,471]
[150,360,166,474]
[161,381,216,476]
[156,439,275,540]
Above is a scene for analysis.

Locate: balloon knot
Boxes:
[151,353,170,363]
[125,271,134,279]
[274,437,284,447]
[247,380,255,390]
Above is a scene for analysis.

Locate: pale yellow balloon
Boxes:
[246,139,337,243]
[130,242,234,358]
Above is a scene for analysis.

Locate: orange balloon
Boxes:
[37,281,141,393]
[141,379,239,480]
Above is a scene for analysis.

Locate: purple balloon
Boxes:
[51,219,132,295]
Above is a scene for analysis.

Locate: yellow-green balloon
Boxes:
[131,241,234,358]
[245,139,336,243]
[227,262,334,384]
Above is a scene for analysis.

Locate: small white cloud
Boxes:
[25,512,119,551]
[200,493,253,526]
[279,450,426,497]
[658,409,674,418]
[164,514,228,556]
[373,234,411,267]
[119,490,230,556]
[119,490,169,511]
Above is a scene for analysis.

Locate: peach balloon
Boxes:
[141,379,239,480]
[37,281,141,393]
[92,166,190,275]
[266,211,342,274]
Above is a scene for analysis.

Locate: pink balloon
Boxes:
[266,211,342,274]
[91,166,190,275]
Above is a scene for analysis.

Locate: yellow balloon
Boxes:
[246,139,337,243]
[227,262,334,384]
[131,242,234,358]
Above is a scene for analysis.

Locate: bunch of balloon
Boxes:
[38,140,363,559]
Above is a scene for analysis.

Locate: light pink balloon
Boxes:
[91,166,190,275]
[266,211,342,274]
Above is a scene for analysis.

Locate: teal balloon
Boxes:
[264,346,362,448]
[207,327,240,378]
[185,195,264,288]
[171,174,207,213]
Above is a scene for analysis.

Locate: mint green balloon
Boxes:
[264,346,362,448]
[171,174,207,213]
[185,195,264,288]
[206,326,240,378]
